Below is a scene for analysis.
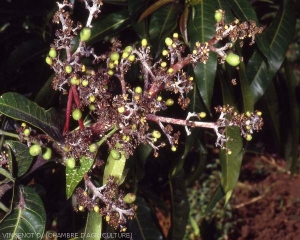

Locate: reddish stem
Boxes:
[64,88,74,134]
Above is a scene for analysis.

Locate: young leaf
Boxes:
[0,186,46,240]
[66,156,94,198]
[5,140,34,178]
[0,92,64,143]
[138,0,175,22]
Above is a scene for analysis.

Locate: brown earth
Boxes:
[229,155,300,240]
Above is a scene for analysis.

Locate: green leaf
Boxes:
[219,74,243,204]
[5,141,34,178]
[168,170,189,240]
[0,186,46,240]
[129,197,164,240]
[128,0,148,39]
[0,92,64,143]
[179,4,189,44]
[87,10,131,45]
[82,211,102,240]
[205,184,225,213]
[149,3,180,55]
[248,0,296,102]
[188,0,217,111]
[103,150,126,185]
[66,156,94,198]
[216,0,234,22]
[283,60,299,176]
[138,0,175,22]
[0,168,14,183]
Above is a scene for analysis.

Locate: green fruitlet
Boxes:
[107,70,114,76]
[29,144,42,156]
[45,57,53,65]
[72,109,82,120]
[214,10,223,22]
[66,157,76,169]
[128,55,135,62]
[80,27,91,42]
[152,130,161,139]
[42,147,52,160]
[82,79,89,87]
[118,106,125,113]
[165,37,173,46]
[94,206,100,212]
[135,86,142,94]
[122,51,129,59]
[49,48,57,58]
[124,46,133,53]
[89,143,98,153]
[110,149,121,160]
[246,134,252,141]
[199,112,206,118]
[166,98,174,106]
[225,53,240,66]
[124,193,136,204]
[65,65,72,74]
[171,146,177,152]
[23,128,31,137]
[141,39,147,47]
[110,52,120,61]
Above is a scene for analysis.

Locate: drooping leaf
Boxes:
[0,168,14,184]
[103,149,126,185]
[82,211,102,240]
[87,9,131,45]
[205,184,225,213]
[5,140,34,178]
[248,0,296,103]
[219,74,244,204]
[0,92,64,143]
[179,4,189,44]
[168,170,189,240]
[138,0,175,22]
[283,59,299,176]
[188,0,217,111]
[0,186,46,240]
[66,156,94,198]
[128,197,164,240]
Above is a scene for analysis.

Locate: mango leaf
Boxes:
[128,0,148,39]
[168,170,189,240]
[149,3,180,54]
[283,60,299,176]
[5,141,34,178]
[188,0,217,111]
[0,92,64,143]
[66,156,94,198]
[0,186,46,240]
[128,197,164,240]
[219,74,243,204]
[0,168,14,184]
[248,0,296,103]
[216,0,234,22]
[179,4,189,44]
[205,184,225,213]
[82,211,102,240]
[138,0,175,22]
[87,9,130,45]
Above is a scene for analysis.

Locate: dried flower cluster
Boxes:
[40,0,265,229]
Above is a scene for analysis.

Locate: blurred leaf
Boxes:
[129,197,164,240]
[82,212,102,240]
[0,168,14,183]
[5,141,34,178]
[87,10,131,45]
[34,74,57,108]
[205,184,225,213]
[103,150,126,185]
[138,0,175,22]
[248,0,296,102]
[149,3,180,54]
[168,170,189,240]
[188,0,217,111]
[66,156,94,198]
[0,186,46,240]
[0,92,64,143]
[283,59,299,176]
